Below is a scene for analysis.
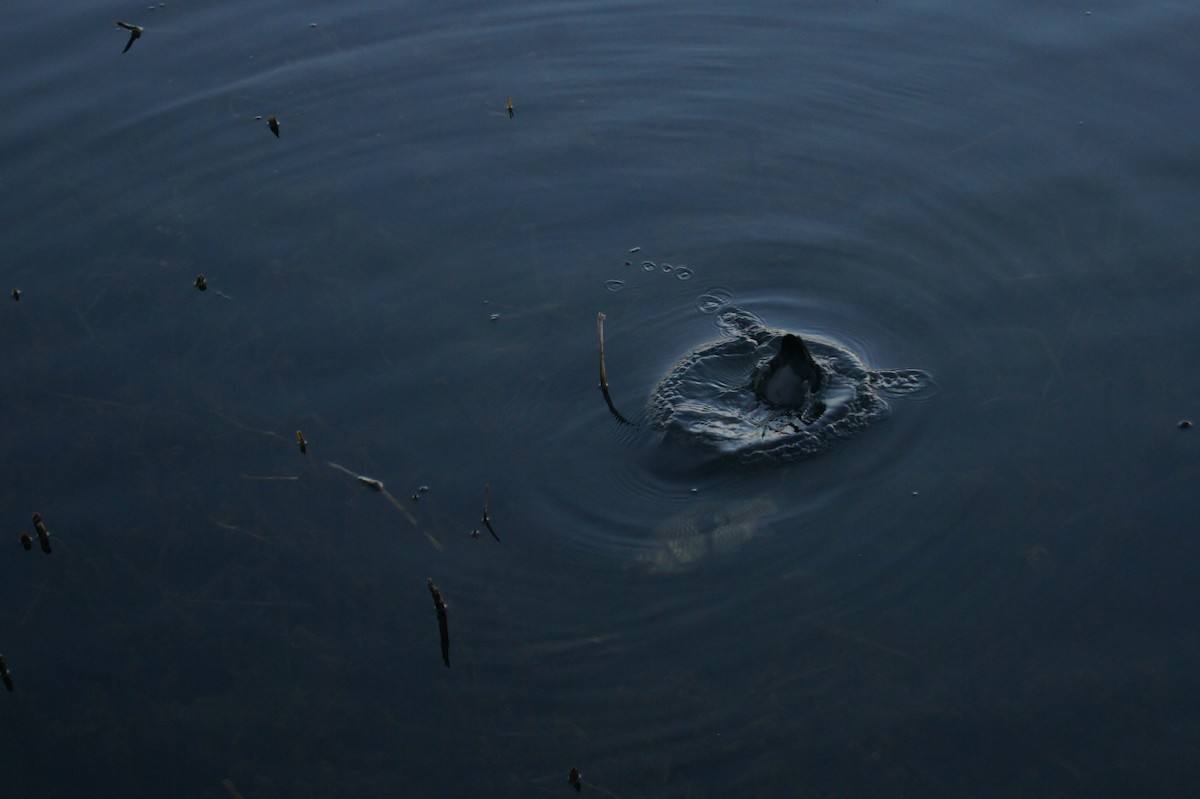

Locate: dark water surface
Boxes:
[3,1,1199,796]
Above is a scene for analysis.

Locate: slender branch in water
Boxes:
[211,410,288,442]
[326,462,419,526]
[482,484,500,541]
[427,578,450,667]
[597,313,610,389]
[596,313,633,426]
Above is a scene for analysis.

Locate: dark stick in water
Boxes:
[482,484,500,541]
[596,313,632,426]
[427,579,450,667]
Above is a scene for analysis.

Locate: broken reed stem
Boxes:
[596,312,633,426]
[597,313,610,389]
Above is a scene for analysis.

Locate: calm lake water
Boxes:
[3,1,1199,796]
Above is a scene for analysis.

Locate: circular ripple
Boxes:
[647,308,932,464]
[695,287,733,314]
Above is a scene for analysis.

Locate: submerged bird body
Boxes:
[753,333,823,407]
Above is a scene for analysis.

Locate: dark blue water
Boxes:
[3,1,1199,796]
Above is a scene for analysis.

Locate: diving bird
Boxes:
[116,21,142,53]
[753,333,824,407]
[267,116,280,138]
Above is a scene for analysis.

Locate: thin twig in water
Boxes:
[482,483,500,541]
[596,313,633,425]
[207,517,275,545]
[428,578,450,667]
[211,410,288,442]
[597,313,610,389]
[327,462,419,526]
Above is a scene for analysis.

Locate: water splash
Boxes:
[647,308,932,464]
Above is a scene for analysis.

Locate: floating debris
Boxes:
[11,287,19,301]
[326,462,418,525]
[19,533,32,551]
[0,654,12,692]
[295,430,307,454]
[481,484,499,541]
[194,274,208,291]
[116,21,143,53]
[506,96,514,119]
[32,513,51,554]
[628,246,641,253]
[568,767,582,792]
[427,578,450,667]
[596,313,633,426]
[268,116,280,138]
[411,484,429,502]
